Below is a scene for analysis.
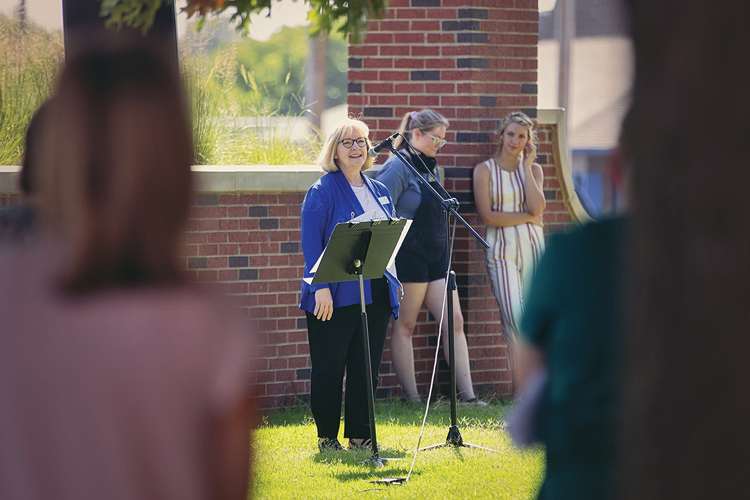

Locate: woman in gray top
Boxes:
[376,109,482,404]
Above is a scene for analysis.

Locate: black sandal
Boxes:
[348,438,371,450]
[348,438,386,451]
[318,438,346,452]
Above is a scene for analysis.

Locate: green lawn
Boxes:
[252,399,545,499]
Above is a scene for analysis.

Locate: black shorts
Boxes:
[395,232,448,283]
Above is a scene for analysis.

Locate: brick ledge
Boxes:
[537,109,595,225]
[0,165,327,195]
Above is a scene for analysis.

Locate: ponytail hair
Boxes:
[392,109,449,150]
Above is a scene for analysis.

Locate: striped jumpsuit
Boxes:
[482,157,545,343]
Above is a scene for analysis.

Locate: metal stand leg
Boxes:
[353,261,404,468]
[414,214,499,454]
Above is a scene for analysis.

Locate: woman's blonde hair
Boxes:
[316,118,373,173]
[392,109,449,150]
[495,112,537,155]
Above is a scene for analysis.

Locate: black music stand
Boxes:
[311,218,409,468]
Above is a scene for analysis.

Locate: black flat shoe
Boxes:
[318,438,346,452]
[348,438,386,451]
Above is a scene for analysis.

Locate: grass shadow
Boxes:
[333,465,415,483]
[313,447,408,464]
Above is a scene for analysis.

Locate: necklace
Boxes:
[496,155,521,172]
[352,183,369,206]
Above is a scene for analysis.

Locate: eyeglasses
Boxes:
[338,137,368,149]
[424,132,447,148]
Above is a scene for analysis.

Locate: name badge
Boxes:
[378,196,390,205]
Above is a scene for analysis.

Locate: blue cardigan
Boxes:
[299,169,401,318]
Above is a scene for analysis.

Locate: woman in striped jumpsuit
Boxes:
[473,112,546,347]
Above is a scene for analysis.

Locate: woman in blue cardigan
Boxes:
[300,118,401,452]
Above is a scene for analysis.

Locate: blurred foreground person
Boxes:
[619,1,750,498]
[512,142,630,499]
[0,45,255,500]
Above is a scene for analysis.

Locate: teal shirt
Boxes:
[521,217,626,500]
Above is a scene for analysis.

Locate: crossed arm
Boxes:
[472,160,546,228]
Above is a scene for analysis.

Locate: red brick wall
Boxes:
[1,0,590,408]
[538,122,576,233]
[179,193,310,410]
[177,121,575,411]
[1,119,576,411]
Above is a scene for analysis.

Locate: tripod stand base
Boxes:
[369,477,407,485]
[447,424,463,445]
[410,425,501,453]
[359,454,406,485]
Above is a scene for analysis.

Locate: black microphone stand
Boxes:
[384,138,498,452]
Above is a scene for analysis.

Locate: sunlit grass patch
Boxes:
[253,399,544,499]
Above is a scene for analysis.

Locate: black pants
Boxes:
[306,277,391,440]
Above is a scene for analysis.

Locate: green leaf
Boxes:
[98,0,389,41]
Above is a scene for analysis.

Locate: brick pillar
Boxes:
[348,0,539,398]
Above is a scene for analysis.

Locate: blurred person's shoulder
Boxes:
[119,283,258,412]
[0,241,254,351]
[0,242,256,410]
[87,279,256,354]
[0,239,58,299]
[546,216,626,256]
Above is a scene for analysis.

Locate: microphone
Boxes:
[367,132,399,158]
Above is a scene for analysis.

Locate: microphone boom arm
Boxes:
[384,143,489,249]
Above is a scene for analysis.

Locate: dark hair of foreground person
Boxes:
[0,43,256,500]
